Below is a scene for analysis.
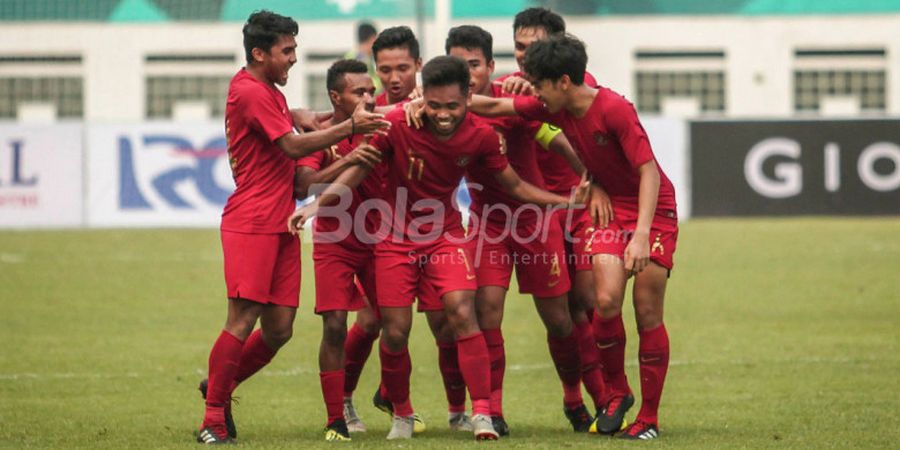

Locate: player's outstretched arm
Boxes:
[494,165,577,207]
[290,108,333,131]
[287,161,374,234]
[469,94,517,118]
[293,145,382,199]
[276,101,390,159]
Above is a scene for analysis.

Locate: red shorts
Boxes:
[312,241,375,314]
[557,207,595,273]
[586,203,678,270]
[221,230,300,307]
[375,237,477,311]
[469,217,570,298]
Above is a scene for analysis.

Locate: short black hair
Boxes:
[445,25,493,62]
[326,59,369,92]
[513,7,566,35]
[242,10,299,64]
[357,22,377,43]
[372,26,420,61]
[523,34,587,85]
[421,56,470,95]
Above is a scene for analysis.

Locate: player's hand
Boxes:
[569,172,591,208]
[623,232,650,277]
[351,101,391,136]
[589,183,613,229]
[287,203,318,235]
[404,98,426,129]
[346,138,382,168]
[495,76,534,96]
[292,108,330,131]
[407,86,423,100]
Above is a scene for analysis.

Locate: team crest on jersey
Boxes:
[594,132,609,146]
[457,156,471,167]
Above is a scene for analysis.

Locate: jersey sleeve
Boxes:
[296,150,326,170]
[242,85,294,143]
[513,95,554,124]
[479,130,509,173]
[606,96,655,169]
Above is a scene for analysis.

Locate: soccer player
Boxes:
[500,7,611,422]
[289,55,587,440]
[339,25,429,434]
[196,11,389,445]
[444,25,608,434]
[466,34,678,440]
[293,59,387,441]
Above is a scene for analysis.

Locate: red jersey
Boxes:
[466,83,545,224]
[513,87,677,212]
[370,108,509,243]
[221,68,296,234]
[375,92,411,107]
[496,71,598,195]
[296,134,385,240]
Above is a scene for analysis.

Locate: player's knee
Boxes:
[595,291,623,318]
[263,326,293,349]
[633,303,662,330]
[356,313,380,334]
[322,320,347,346]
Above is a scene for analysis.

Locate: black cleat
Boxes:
[564,404,594,433]
[199,378,237,439]
[491,415,510,437]
[196,426,234,445]
[593,393,634,435]
[324,418,352,441]
[372,388,393,415]
[618,420,659,440]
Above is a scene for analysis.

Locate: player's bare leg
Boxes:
[591,254,634,434]
[425,310,472,431]
[344,303,382,419]
[378,306,416,439]
[475,285,509,435]
[618,263,669,440]
[443,289,499,440]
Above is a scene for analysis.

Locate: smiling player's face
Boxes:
[260,34,297,86]
[423,84,468,138]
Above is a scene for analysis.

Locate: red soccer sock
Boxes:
[437,341,467,413]
[379,343,413,417]
[343,323,379,397]
[636,324,669,425]
[203,331,244,428]
[547,330,584,410]
[456,332,491,416]
[320,370,345,425]
[575,319,608,407]
[482,328,505,417]
[593,312,632,396]
[228,328,277,393]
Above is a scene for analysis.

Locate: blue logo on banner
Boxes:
[119,134,232,209]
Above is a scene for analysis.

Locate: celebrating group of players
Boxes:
[196,6,677,444]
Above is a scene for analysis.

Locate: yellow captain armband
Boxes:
[534,123,561,150]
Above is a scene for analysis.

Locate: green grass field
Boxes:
[1,218,898,448]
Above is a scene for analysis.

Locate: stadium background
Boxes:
[0,1,897,448]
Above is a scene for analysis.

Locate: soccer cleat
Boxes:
[343,398,366,433]
[563,404,594,433]
[593,393,634,435]
[448,411,473,432]
[196,426,234,445]
[386,415,415,440]
[471,414,499,441]
[491,415,510,437]
[372,388,426,433]
[198,379,237,439]
[618,420,659,440]
[324,419,352,441]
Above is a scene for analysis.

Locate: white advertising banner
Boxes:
[86,122,234,227]
[642,117,690,219]
[0,123,83,228]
